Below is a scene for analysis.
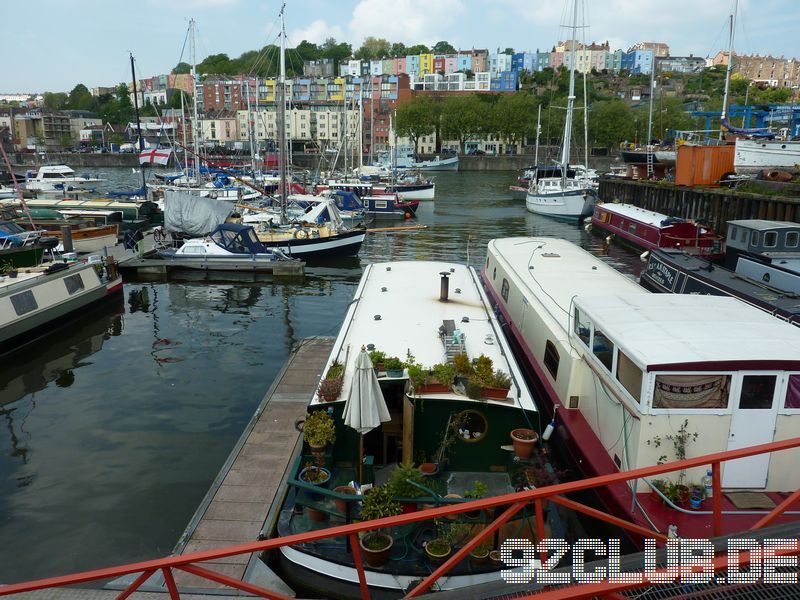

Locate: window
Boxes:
[64,274,85,295]
[784,374,800,409]
[740,227,748,243]
[10,290,38,316]
[739,375,776,409]
[652,374,731,409]
[786,232,799,248]
[764,231,778,248]
[728,226,737,241]
[544,341,559,380]
[492,267,496,280]
[500,278,509,302]
[574,308,591,346]
[592,329,614,371]
[751,231,760,246]
[616,350,642,401]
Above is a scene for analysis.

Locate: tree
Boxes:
[395,95,437,152]
[321,38,353,64]
[491,93,537,146]
[68,84,95,111]
[390,42,407,57]
[406,44,430,55]
[588,98,635,149]
[115,84,134,125]
[43,92,68,110]
[172,62,191,74]
[354,37,391,60]
[295,40,321,61]
[440,94,487,153]
[432,41,457,54]
[168,90,190,110]
[503,47,515,55]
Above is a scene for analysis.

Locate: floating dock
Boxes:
[117,253,305,277]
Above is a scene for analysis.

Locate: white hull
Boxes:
[394,184,435,200]
[412,156,459,171]
[734,139,800,174]
[525,186,595,220]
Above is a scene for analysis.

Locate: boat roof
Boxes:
[596,203,683,227]
[728,219,799,231]
[318,260,537,412]
[487,237,646,337]
[574,293,800,371]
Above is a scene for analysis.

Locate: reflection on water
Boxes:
[0,170,645,583]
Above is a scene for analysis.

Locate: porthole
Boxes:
[455,410,488,443]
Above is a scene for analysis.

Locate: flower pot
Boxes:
[420,382,450,394]
[334,485,358,513]
[689,496,703,510]
[305,506,328,522]
[489,549,502,567]
[420,462,440,478]
[510,428,538,459]
[470,549,490,568]
[424,539,452,565]
[359,532,393,568]
[8,271,17,279]
[483,386,510,400]
[299,466,331,501]
[321,393,339,403]
[386,368,404,378]
[309,442,326,459]
[444,493,462,520]
[400,501,417,514]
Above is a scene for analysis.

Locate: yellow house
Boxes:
[419,53,434,75]
[329,77,345,101]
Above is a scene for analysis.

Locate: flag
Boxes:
[139,148,172,166]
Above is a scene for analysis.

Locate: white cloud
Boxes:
[346,0,465,46]
[289,19,346,46]
[146,0,239,7]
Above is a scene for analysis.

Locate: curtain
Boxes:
[785,375,800,409]
[653,374,731,409]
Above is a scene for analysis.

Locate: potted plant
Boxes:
[303,410,336,456]
[325,360,344,380]
[298,460,332,501]
[387,462,427,511]
[429,362,456,392]
[368,350,387,372]
[424,520,453,565]
[483,369,512,400]
[510,428,539,459]
[407,363,429,393]
[463,480,488,519]
[470,539,492,567]
[2,262,17,279]
[650,479,668,503]
[383,356,404,378]
[453,352,472,384]
[358,485,402,568]
[333,484,358,513]
[317,376,343,402]
[471,354,494,382]
[489,549,502,567]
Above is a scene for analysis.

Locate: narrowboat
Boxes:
[591,202,723,260]
[482,237,800,539]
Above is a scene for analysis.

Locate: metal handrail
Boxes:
[3,436,800,599]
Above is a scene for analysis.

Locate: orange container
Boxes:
[675,144,735,187]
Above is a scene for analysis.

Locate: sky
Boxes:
[4,0,799,93]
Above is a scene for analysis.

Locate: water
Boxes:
[0,169,642,583]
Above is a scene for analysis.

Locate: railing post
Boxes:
[535,498,546,565]
[162,567,180,600]
[712,461,722,537]
[349,533,370,600]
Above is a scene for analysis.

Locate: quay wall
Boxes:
[599,178,800,236]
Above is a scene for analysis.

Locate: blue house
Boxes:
[490,70,518,91]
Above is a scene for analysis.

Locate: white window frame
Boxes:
[647,371,736,416]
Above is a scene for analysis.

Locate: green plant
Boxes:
[407,363,429,391]
[453,353,472,376]
[472,354,494,381]
[488,369,511,389]
[1,262,14,274]
[647,419,698,481]
[434,411,468,465]
[368,350,387,366]
[387,462,427,498]
[325,360,344,380]
[360,485,402,521]
[300,461,329,483]
[303,410,336,447]
[464,480,488,500]
[362,532,391,551]
[465,376,485,399]
[471,538,492,556]
[318,377,343,400]
[431,362,456,385]
[383,356,404,371]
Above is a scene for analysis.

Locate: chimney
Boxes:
[439,271,451,302]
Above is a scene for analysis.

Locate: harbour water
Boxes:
[0,169,642,583]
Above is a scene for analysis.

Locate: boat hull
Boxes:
[411,156,459,171]
[525,188,596,221]
[734,139,800,174]
[260,229,366,259]
[391,183,435,200]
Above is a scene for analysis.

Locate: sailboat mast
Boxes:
[190,18,201,179]
[534,104,541,166]
[560,0,579,171]
[278,4,288,223]
[129,53,146,191]
[720,0,738,139]
[358,84,363,170]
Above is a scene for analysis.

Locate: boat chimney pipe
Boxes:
[439,271,450,302]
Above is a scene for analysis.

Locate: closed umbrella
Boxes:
[343,348,391,482]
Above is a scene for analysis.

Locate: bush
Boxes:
[303,409,336,447]
[360,485,402,521]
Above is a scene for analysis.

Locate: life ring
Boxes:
[294,228,309,239]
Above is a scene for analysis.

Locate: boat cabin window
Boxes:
[592,329,614,371]
[740,227,748,243]
[728,225,737,241]
[652,374,731,410]
[786,232,799,248]
[784,374,800,409]
[764,231,778,248]
[63,274,85,295]
[543,341,559,380]
[501,278,509,302]
[751,231,760,247]
[740,375,776,409]
[573,308,591,346]
[616,350,642,402]
[454,409,488,443]
[10,290,38,316]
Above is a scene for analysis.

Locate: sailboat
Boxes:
[525,0,596,221]
[249,5,366,258]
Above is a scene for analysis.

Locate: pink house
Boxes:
[444,55,458,74]
[393,56,407,75]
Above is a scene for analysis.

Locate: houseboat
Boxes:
[723,219,800,271]
[0,260,123,356]
[639,249,800,327]
[591,202,723,260]
[275,260,550,597]
[482,237,800,539]
[2,196,161,230]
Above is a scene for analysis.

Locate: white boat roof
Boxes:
[575,293,800,370]
[317,260,537,412]
[728,219,799,231]
[596,203,674,227]
[487,237,646,337]
[34,165,76,175]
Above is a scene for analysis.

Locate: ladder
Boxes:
[646,144,655,179]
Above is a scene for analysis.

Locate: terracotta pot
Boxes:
[359,532,393,568]
[424,539,452,565]
[470,549,490,567]
[489,550,502,567]
[333,485,357,513]
[321,394,339,403]
[309,442,326,458]
[420,382,450,394]
[400,501,417,514]
[420,462,440,478]
[483,386,510,400]
[305,506,327,522]
[510,428,539,459]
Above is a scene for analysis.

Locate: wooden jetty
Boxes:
[599,178,800,236]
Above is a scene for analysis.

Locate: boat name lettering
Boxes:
[645,259,676,289]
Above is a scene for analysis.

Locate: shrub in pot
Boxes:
[303,410,336,455]
[318,376,343,402]
[383,356,404,378]
[358,484,402,568]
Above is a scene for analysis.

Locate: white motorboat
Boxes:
[734,138,800,175]
[24,165,105,193]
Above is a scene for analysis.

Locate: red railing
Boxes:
[4,437,800,600]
